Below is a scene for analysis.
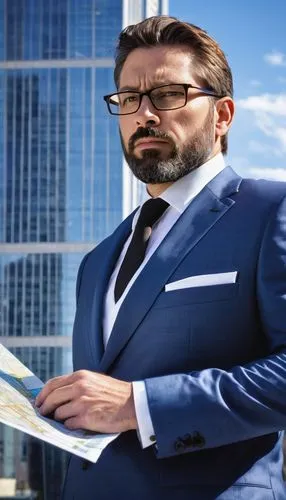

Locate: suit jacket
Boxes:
[62,167,286,500]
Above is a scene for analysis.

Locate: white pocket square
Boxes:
[165,271,238,292]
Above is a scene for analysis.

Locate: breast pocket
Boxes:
[153,283,239,309]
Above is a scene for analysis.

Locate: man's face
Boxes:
[118,45,219,186]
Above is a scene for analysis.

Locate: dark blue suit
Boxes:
[62,167,286,499]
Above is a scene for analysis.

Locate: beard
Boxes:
[120,106,215,184]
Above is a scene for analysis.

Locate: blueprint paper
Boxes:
[0,343,119,463]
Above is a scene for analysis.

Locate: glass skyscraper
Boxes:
[0,1,168,498]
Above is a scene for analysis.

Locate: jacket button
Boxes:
[192,431,205,448]
[82,459,91,470]
[174,438,186,452]
[182,433,193,447]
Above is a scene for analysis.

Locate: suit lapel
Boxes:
[99,167,242,372]
[88,212,134,367]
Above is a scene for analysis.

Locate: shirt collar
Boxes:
[159,153,226,214]
[132,153,226,229]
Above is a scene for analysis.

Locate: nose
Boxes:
[135,95,160,128]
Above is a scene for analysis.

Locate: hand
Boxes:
[35,370,138,433]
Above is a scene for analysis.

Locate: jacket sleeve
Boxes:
[145,193,286,458]
[75,253,90,303]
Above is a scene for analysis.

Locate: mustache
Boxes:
[128,127,173,152]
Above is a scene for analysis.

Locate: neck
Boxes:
[147,181,174,198]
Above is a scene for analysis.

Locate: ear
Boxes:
[214,97,235,139]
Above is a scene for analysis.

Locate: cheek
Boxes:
[119,119,132,148]
[170,121,189,144]
[173,113,207,143]
[165,110,195,141]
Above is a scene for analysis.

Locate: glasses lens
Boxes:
[150,84,186,110]
[108,92,140,115]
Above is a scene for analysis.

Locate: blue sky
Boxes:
[169,0,286,181]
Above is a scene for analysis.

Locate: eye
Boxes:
[154,90,185,100]
[121,94,140,107]
[162,91,182,97]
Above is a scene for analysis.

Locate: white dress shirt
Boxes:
[103,153,226,447]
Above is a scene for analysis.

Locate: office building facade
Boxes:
[0,0,168,498]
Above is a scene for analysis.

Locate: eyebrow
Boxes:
[119,86,140,92]
[118,81,175,92]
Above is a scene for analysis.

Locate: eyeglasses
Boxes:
[103,83,223,116]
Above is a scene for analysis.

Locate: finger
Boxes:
[35,373,73,407]
[37,384,74,416]
[53,401,78,422]
[64,415,88,431]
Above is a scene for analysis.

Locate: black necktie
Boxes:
[114,198,169,302]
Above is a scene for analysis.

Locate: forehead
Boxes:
[119,45,197,90]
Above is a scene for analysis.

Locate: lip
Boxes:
[135,139,169,149]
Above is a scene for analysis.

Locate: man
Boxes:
[35,16,286,499]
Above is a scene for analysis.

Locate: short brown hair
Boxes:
[114,16,233,154]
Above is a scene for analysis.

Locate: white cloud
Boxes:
[237,94,286,116]
[248,140,282,157]
[229,157,286,181]
[248,167,286,182]
[237,94,286,153]
[264,51,286,66]
[277,127,286,145]
[256,114,286,152]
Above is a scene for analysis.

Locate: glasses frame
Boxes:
[103,83,224,116]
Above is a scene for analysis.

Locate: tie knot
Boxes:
[137,198,169,228]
